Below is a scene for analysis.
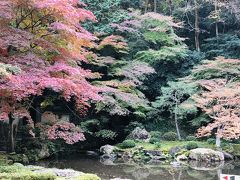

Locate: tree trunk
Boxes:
[7,112,15,153]
[174,93,181,140]
[154,0,157,12]
[168,0,173,15]
[145,0,149,13]
[216,126,221,149]
[194,0,200,52]
[215,0,219,39]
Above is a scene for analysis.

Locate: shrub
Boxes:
[162,132,177,141]
[207,138,215,145]
[185,142,199,150]
[119,140,136,149]
[186,135,197,141]
[150,131,162,139]
[149,138,160,144]
[154,142,161,148]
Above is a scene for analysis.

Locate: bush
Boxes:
[207,138,215,145]
[119,140,136,149]
[149,138,160,144]
[162,132,177,141]
[154,142,161,148]
[186,136,197,141]
[185,142,199,150]
[150,131,162,139]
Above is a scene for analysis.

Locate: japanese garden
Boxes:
[0,0,240,179]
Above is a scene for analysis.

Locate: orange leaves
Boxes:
[98,35,128,53]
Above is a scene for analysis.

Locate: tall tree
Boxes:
[0,0,100,152]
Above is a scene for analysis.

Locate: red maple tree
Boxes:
[0,0,101,151]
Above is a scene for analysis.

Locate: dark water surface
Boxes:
[35,155,240,180]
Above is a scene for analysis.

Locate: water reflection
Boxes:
[35,156,240,180]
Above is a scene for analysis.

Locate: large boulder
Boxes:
[128,127,150,141]
[189,148,224,162]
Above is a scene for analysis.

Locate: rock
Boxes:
[222,151,234,160]
[13,162,24,167]
[111,178,132,180]
[128,127,150,141]
[169,146,182,157]
[38,144,50,160]
[189,148,224,162]
[170,161,181,168]
[189,160,225,170]
[176,154,188,161]
[100,145,115,155]
[33,168,83,178]
[144,150,162,156]
[100,156,115,165]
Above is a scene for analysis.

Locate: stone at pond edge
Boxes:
[169,146,182,157]
[128,127,151,141]
[189,148,224,162]
[144,150,162,156]
[222,151,234,160]
[176,154,188,161]
[100,145,115,155]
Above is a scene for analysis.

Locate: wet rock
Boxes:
[144,150,162,156]
[189,160,225,170]
[171,161,181,168]
[169,146,182,157]
[222,151,234,160]
[189,148,224,162]
[128,127,150,141]
[176,154,188,161]
[100,145,115,155]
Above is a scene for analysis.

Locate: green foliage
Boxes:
[119,140,136,149]
[149,137,160,144]
[154,142,162,148]
[135,45,187,65]
[185,141,199,150]
[185,136,197,141]
[150,131,162,139]
[83,0,129,33]
[207,138,216,145]
[162,132,178,141]
[202,33,240,59]
[95,129,117,140]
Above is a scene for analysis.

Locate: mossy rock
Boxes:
[75,174,101,180]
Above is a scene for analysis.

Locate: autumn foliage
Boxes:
[0,0,100,145]
[192,57,240,140]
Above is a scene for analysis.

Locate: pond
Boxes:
[35,155,240,180]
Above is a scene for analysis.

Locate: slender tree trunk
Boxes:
[169,0,173,15]
[215,0,219,39]
[216,126,221,149]
[174,93,181,140]
[7,112,15,152]
[145,0,149,13]
[194,0,200,52]
[154,0,157,12]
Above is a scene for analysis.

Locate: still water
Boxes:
[36,155,240,180]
